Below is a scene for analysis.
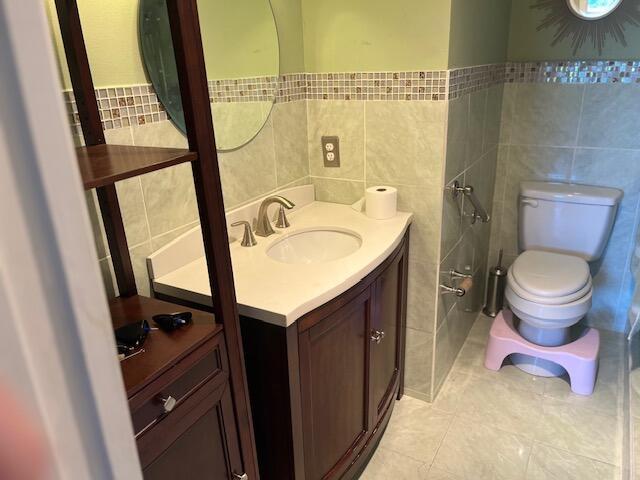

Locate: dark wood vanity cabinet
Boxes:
[241,230,409,480]
[113,297,248,480]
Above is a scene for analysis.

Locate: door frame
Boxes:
[0,1,141,478]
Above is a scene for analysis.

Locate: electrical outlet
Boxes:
[321,136,340,167]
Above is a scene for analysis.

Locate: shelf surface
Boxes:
[109,294,221,397]
[77,144,197,189]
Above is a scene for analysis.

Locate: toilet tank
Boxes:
[519,182,623,261]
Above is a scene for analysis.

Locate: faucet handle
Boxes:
[231,221,257,247]
[274,205,291,229]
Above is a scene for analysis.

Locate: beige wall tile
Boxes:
[150,221,199,252]
[404,327,433,398]
[444,95,469,183]
[115,178,149,247]
[140,163,200,237]
[466,89,487,168]
[310,177,364,204]
[407,260,438,333]
[499,83,517,145]
[218,116,277,209]
[392,183,442,266]
[104,125,134,145]
[511,84,584,147]
[131,120,188,148]
[578,85,640,149]
[85,190,109,260]
[483,84,504,153]
[273,101,309,186]
[366,101,445,187]
[307,100,365,180]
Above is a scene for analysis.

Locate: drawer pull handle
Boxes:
[370,330,385,344]
[233,473,248,480]
[161,396,177,413]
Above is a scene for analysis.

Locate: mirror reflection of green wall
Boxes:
[139,0,279,151]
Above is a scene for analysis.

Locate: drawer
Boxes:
[129,331,228,436]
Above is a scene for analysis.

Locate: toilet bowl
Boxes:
[505,250,593,376]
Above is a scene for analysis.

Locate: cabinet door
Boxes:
[139,377,245,480]
[370,244,408,419]
[298,289,373,480]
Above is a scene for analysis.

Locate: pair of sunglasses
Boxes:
[152,312,193,332]
[115,319,150,352]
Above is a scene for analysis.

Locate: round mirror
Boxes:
[139,0,279,151]
[566,0,623,19]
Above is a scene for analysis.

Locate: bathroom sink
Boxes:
[267,228,362,264]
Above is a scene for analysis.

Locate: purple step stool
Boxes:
[484,309,600,396]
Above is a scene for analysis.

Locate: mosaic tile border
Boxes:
[208,75,278,103]
[303,71,449,101]
[65,61,640,132]
[448,64,506,99]
[505,60,640,84]
[64,84,167,137]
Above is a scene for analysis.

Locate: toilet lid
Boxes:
[511,250,590,298]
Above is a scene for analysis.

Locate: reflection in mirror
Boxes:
[566,0,623,19]
[139,0,279,151]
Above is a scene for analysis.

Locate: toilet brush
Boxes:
[483,249,507,317]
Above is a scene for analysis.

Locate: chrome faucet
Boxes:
[255,195,295,237]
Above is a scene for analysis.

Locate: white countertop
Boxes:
[152,200,412,327]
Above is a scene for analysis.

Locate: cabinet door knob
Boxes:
[370,330,385,344]
[233,473,248,480]
[161,396,177,413]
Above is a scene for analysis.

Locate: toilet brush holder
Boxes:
[484,249,507,317]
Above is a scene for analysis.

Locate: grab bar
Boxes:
[450,180,490,224]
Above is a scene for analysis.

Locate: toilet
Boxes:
[505,181,623,377]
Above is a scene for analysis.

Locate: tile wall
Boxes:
[489,63,640,333]
[303,65,505,401]
[81,98,310,298]
[434,83,504,396]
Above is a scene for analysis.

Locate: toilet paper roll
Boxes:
[365,186,397,219]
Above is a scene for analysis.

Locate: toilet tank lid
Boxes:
[520,181,623,206]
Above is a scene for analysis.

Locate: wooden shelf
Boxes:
[77,144,197,189]
[109,294,221,397]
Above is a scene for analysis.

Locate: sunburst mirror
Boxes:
[532,0,640,54]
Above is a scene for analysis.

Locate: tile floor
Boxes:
[361,314,626,480]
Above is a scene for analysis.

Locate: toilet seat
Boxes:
[510,250,590,299]
[508,269,592,305]
[505,250,593,329]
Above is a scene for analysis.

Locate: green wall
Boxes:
[448,0,511,68]
[46,0,148,88]
[508,0,640,61]
[301,0,451,72]
[198,0,279,79]
[271,0,305,73]
[46,0,299,89]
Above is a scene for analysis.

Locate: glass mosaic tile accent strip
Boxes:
[64,61,640,133]
[448,64,506,99]
[63,84,167,136]
[303,71,450,101]
[276,73,307,103]
[208,75,278,103]
[505,60,640,84]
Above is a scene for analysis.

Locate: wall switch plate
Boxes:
[321,136,340,167]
